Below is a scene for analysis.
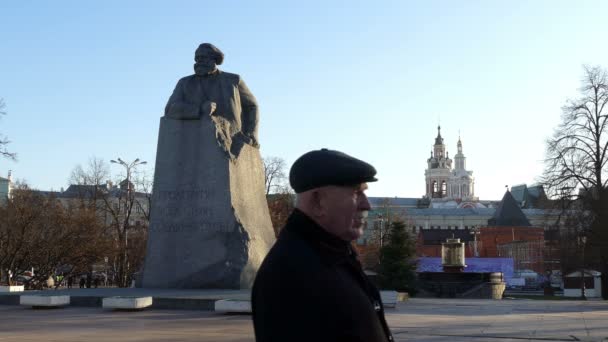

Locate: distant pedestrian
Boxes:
[67,276,73,289]
[86,273,92,288]
[79,277,85,289]
[56,275,63,287]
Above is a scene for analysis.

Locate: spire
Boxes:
[454,133,466,170]
[435,125,444,145]
[457,135,463,153]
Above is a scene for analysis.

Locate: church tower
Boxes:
[450,135,475,201]
[454,136,466,170]
[424,127,478,208]
[425,126,452,199]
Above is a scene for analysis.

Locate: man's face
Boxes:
[318,183,371,241]
[194,49,217,75]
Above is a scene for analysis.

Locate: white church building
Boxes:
[424,126,483,209]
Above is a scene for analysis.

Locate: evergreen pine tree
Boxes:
[378,220,417,294]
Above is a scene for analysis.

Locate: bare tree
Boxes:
[132,169,153,222]
[0,184,110,288]
[355,198,409,272]
[543,65,608,298]
[263,156,288,195]
[69,157,110,212]
[70,158,110,187]
[267,192,295,237]
[0,99,16,160]
[262,156,294,236]
[69,158,150,287]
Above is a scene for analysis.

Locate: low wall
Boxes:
[417,272,505,299]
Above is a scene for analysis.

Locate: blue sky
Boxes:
[1,1,606,200]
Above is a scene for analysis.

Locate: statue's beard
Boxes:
[194,63,217,76]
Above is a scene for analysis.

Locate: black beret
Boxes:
[289,148,378,193]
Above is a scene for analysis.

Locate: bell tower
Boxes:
[425,125,452,199]
[454,135,466,170]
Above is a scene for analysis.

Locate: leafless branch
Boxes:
[263,156,288,195]
[0,99,16,161]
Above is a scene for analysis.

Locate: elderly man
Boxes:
[164,43,259,157]
[252,149,393,342]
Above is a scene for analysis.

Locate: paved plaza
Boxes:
[1,298,607,341]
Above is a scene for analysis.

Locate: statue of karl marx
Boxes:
[165,43,259,158]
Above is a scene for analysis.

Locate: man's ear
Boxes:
[309,190,325,218]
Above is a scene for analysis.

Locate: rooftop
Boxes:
[488,190,531,226]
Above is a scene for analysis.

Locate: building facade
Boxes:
[0,171,12,204]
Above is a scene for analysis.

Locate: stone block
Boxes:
[397,292,409,302]
[20,295,70,308]
[0,285,24,292]
[214,299,251,313]
[142,117,275,289]
[102,296,153,310]
[380,290,398,308]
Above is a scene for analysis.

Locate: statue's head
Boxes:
[194,43,224,76]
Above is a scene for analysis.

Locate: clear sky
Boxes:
[1,1,607,200]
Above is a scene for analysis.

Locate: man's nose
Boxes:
[358,194,371,211]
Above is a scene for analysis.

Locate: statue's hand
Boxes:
[249,136,260,148]
[233,132,260,148]
[201,101,217,116]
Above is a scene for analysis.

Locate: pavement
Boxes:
[1,298,607,341]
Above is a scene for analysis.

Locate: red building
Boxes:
[416,190,546,273]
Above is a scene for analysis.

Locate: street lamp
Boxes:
[469,226,480,257]
[103,256,108,287]
[376,214,385,248]
[579,231,587,300]
[110,157,147,287]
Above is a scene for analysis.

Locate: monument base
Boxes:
[141,116,275,289]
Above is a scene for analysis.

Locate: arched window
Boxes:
[441,181,447,196]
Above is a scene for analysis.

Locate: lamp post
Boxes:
[103,256,108,287]
[469,226,480,257]
[579,232,587,300]
[376,214,385,248]
[110,157,147,287]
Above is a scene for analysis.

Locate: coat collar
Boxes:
[284,209,357,263]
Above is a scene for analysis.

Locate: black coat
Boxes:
[252,209,393,342]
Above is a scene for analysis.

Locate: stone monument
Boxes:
[141,43,276,289]
[441,238,466,273]
[418,237,505,298]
